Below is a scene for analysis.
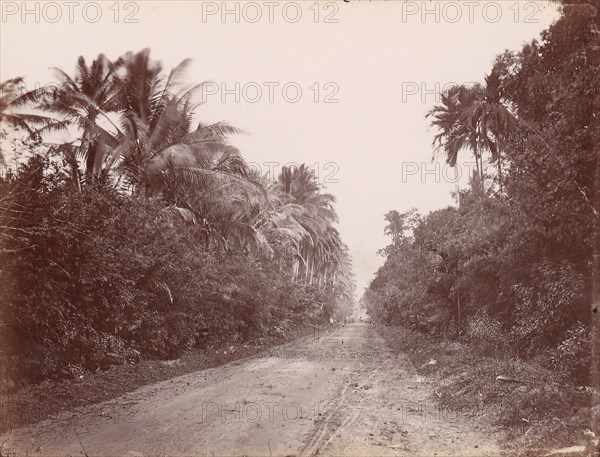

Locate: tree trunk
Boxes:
[479,154,484,189]
[305,251,310,283]
[454,166,460,204]
[65,148,82,192]
[473,142,484,192]
[497,138,503,192]
[473,143,481,179]
[497,158,503,192]
[85,140,97,179]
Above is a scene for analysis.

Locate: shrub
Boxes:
[465,314,507,356]
[0,153,349,390]
[550,322,591,385]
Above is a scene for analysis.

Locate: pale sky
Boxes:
[1,1,561,295]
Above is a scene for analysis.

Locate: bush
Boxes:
[550,322,592,385]
[466,314,507,356]
[0,153,349,390]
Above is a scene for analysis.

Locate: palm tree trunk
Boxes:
[497,157,503,192]
[479,154,484,187]
[454,166,460,204]
[65,147,82,192]
[473,142,483,191]
[85,140,98,179]
[474,147,480,178]
[305,251,310,283]
[497,138,503,192]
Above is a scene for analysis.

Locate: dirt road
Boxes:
[1,323,501,456]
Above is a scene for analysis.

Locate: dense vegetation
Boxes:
[363,3,599,385]
[0,50,355,389]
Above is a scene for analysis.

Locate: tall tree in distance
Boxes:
[268,164,346,288]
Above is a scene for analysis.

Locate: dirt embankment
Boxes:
[378,325,600,457]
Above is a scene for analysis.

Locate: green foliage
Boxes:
[365,5,598,384]
[465,314,507,356]
[0,50,356,389]
[0,152,352,388]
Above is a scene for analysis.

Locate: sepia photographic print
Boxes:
[0,0,599,456]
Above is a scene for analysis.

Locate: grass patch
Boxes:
[378,324,600,457]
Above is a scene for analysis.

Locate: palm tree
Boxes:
[271,164,339,285]
[428,74,515,193]
[250,163,347,286]
[0,77,58,135]
[427,85,485,181]
[28,49,264,249]
[0,77,62,166]
[101,50,268,250]
[24,55,123,179]
[469,70,516,192]
[98,50,241,189]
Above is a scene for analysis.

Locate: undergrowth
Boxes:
[378,324,600,457]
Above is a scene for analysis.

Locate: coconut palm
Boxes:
[465,70,516,191]
[427,85,484,180]
[0,77,64,165]
[428,75,515,193]
[22,55,124,178]
[96,50,244,193]
[0,77,60,135]
[30,49,264,249]
[249,163,345,285]
[101,49,269,249]
[270,164,340,284]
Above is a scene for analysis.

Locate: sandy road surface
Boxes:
[1,323,501,456]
